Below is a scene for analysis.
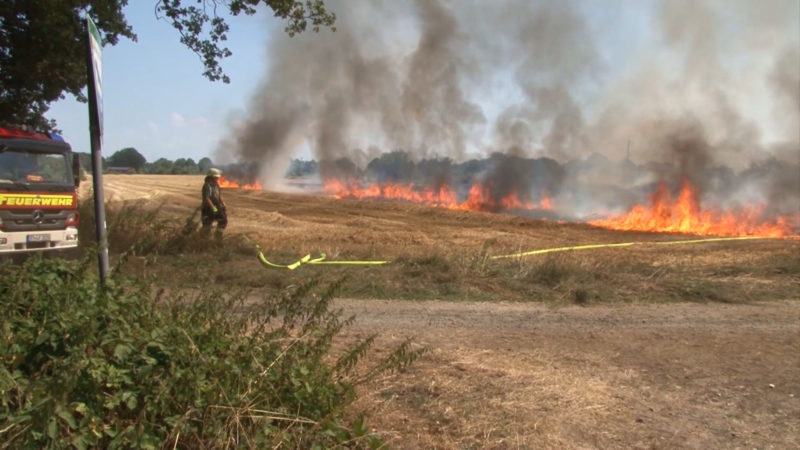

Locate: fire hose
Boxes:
[256,245,390,270]
[488,236,768,260]
[255,236,772,270]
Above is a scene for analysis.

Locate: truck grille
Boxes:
[0,209,72,231]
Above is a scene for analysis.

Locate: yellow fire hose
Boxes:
[256,246,390,270]
[256,236,776,270]
[489,236,768,260]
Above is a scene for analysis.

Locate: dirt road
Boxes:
[93,175,799,448]
[340,299,799,449]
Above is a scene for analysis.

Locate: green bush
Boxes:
[0,257,423,448]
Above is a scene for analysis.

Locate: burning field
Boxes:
[219,149,800,240]
[588,179,797,237]
[321,178,554,213]
[208,0,799,248]
[210,0,799,241]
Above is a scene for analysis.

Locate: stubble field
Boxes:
[91,174,799,449]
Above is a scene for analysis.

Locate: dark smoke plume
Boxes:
[216,0,799,219]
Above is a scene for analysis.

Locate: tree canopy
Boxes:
[107,147,147,171]
[155,0,336,83]
[0,0,335,131]
[0,1,135,131]
[198,157,213,172]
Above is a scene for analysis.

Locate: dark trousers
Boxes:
[201,206,228,229]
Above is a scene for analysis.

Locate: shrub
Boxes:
[0,256,423,448]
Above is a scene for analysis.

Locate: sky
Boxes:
[46,0,799,171]
[47,1,653,164]
[47,2,274,162]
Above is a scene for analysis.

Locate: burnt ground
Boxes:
[93,175,799,449]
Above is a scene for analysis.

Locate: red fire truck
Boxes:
[0,126,81,254]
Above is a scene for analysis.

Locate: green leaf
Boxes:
[47,418,58,439]
[73,402,89,415]
[34,331,51,346]
[122,391,138,410]
[71,433,90,450]
[139,432,160,450]
[56,404,77,429]
[353,416,369,437]
[113,344,133,360]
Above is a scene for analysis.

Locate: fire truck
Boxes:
[0,126,81,254]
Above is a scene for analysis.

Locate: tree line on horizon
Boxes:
[76,147,214,175]
[79,147,319,177]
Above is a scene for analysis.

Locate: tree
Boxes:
[198,157,213,172]
[0,1,335,131]
[366,151,415,182]
[0,1,135,131]
[146,157,175,174]
[155,1,336,83]
[107,147,146,171]
[286,158,318,177]
[171,157,199,174]
[76,152,107,173]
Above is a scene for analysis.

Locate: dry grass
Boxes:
[355,343,620,448]
[86,176,800,305]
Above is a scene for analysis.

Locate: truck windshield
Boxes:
[0,148,72,186]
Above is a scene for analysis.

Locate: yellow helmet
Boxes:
[207,168,222,178]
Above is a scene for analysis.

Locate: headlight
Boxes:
[66,212,79,227]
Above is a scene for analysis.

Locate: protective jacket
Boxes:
[201,176,227,229]
[202,177,223,209]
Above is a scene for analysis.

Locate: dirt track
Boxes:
[94,175,799,449]
[341,299,799,449]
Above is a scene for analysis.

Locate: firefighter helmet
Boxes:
[207,168,222,178]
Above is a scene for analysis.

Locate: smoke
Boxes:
[492,0,598,160]
[769,46,800,154]
[216,0,799,217]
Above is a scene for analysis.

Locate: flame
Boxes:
[590,180,796,237]
[540,189,553,210]
[218,176,263,190]
[323,178,554,212]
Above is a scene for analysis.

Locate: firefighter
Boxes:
[201,168,227,235]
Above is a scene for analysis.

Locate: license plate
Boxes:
[27,233,50,242]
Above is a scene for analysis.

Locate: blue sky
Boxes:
[47,3,274,163]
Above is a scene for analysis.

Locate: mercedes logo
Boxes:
[32,210,44,224]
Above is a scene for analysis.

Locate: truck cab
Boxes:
[0,126,81,253]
